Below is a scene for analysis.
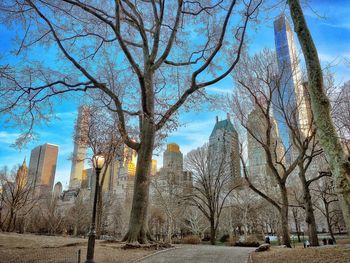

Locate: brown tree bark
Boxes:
[123,111,155,244]
[299,167,319,246]
[291,208,301,242]
[288,0,350,233]
[280,185,292,248]
[324,198,336,243]
[210,219,216,245]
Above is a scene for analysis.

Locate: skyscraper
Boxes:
[115,144,138,200]
[69,105,90,189]
[247,104,285,188]
[160,143,184,185]
[16,158,28,190]
[209,114,240,182]
[28,143,59,195]
[273,15,312,142]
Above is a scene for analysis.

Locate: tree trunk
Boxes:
[292,208,301,242]
[243,207,248,240]
[210,218,216,245]
[324,200,336,243]
[280,185,291,247]
[288,0,350,233]
[167,216,173,243]
[299,168,319,246]
[123,116,155,244]
[6,208,14,232]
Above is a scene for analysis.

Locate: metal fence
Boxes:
[8,248,81,263]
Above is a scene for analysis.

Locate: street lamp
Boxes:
[86,153,105,263]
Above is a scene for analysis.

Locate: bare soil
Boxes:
[0,232,157,263]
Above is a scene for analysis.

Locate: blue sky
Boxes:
[0,1,349,189]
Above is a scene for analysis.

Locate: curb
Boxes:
[133,246,178,263]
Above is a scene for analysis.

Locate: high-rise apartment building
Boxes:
[69,105,90,189]
[28,143,59,195]
[162,143,183,177]
[209,114,240,182]
[273,15,312,142]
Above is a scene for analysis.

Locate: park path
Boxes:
[138,245,255,263]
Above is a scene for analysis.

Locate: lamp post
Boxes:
[86,153,105,263]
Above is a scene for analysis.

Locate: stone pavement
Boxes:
[138,245,255,263]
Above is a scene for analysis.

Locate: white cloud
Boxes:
[206,86,233,94]
[321,21,350,30]
[0,131,20,144]
[318,53,341,64]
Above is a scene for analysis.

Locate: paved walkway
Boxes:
[139,245,255,263]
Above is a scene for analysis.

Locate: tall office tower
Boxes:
[209,114,240,182]
[247,103,285,188]
[28,143,59,195]
[274,15,312,142]
[16,158,28,190]
[69,105,90,189]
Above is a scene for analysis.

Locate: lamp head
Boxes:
[93,153,105,169]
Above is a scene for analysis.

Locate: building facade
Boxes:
[273,15,312,144]
[69,105,90,189]
[208,115,240,183]
[247,104,285,188]
[28,143,59,195]
[160,143,183,184]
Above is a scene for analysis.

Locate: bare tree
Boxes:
[184,143,240,245]
[231,49,324,247]
[0,164,37,232]
[74,105,123,239]
[312,176,346,243]
[151,171,186,243]
[64,190,91,236]
[183,208,208,238]
[229,188,262,240]
[331,81,350,143]
[0,0,262,244]
[288,0,350,233]
[39,196,64,235]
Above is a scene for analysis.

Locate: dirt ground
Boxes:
[250,245,350,263]
[0,232,156,263]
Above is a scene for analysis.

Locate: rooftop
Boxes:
[210,118,236,138]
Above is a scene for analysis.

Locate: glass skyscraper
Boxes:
[273,15,311,153]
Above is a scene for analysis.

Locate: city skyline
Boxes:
[0,1,349,189]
